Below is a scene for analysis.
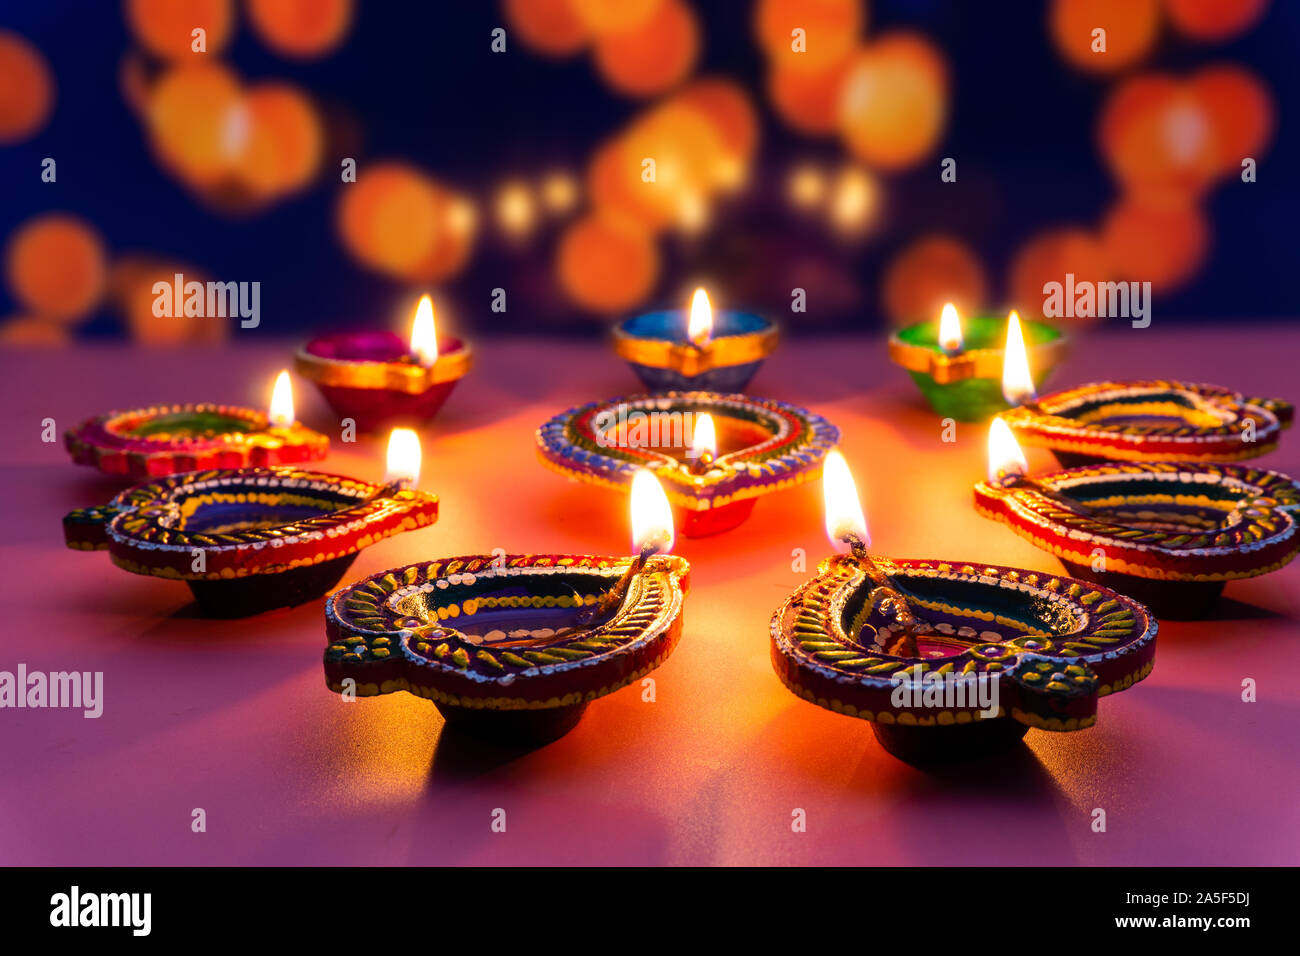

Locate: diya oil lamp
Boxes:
[65,371,328,480]
[536,390,839,537]
[975,417,1300,619]
[1000,379,1293,468]
[612,287,778,392]
[295,294,472,433]
[322,469,690,745]
[887,304,1067,422]
[62,429,439,618]
[769,450,1157,763]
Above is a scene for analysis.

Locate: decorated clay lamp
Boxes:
[322,469,691,745]
[1001,379,1293,468]
[65,371,328,480]
[63,429,439,617]
[613,287,778,392]
[769,450,1157,763]
[536,390,839,537]
[888,304,1067,422]
[975,417,1300,619]
[296,294,472,433]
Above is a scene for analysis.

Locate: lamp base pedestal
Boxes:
[871,716,1029,764]
[1060,561,1225,620]
[434,701,591,746]
[187,554,359,618]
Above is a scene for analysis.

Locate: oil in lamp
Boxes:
[322,469,690,745]
[887,304,1067,422]
[295,294,472,433]
[65,370,328,479]
[63,429,439,617]
[612,287,778,393]
[976,416,1300,618]
[536,390,840,537]
[770,450,1158,763]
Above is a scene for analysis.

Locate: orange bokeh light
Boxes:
[1101,194,1209,293]
[1008,228,1112,324]
[1190,65,1275,175]
[233,83,323,199]
[246,0,353,60]
[837,33,948,170]
[592,0,699,98]
[1165,0,1269,42]
[146,62,244,187]
[504,0,590,57]
[755,0,863,72]
[0,31,55,144]
[4,214,108,323]
[126,0,234,61]
[1049,0,1160,74]
[881,235,986,327]
[557,214,659,313]
[1099,73,1218,197]
[769,58,850,136]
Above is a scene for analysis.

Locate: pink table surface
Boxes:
[2,326,1298,866]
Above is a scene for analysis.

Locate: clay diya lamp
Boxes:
[1000,379,1294,468]
[536,390,839,537]
[888,305,1067,422]
[295,295,472,433]
[62,429,439,617]
[974,418,1300,619]
[770,450,1157,763]
[322,469,690,745]
[613,287,778,392]
[65,371,328,480]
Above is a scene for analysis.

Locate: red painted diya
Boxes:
[63,466,439,617]
[323,552,691,745]
[295,296,472,433]
[65,372,327,480]
[536,392,840,537]
[1002,380,1293,467]
[975,455,1300,620]
[771,555,1157,763]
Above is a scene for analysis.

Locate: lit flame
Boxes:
[268,370,294,427]
[630,468,674,556]
[823,449,869,553]
[938,302,963,355]
[1001,310,1037,406]
[691,412,717,462]
[987,417,1028,483]
[687,287,712,346]
[409,295,439,367]
[384,428,422,486]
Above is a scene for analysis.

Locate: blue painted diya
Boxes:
[536,392,839,537]
[771,556,1158,763]
[613,308,778,392]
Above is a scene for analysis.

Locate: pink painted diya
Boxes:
[770,451,1157,763]
[976,420,1300,619]
[295,296,472,433]
[323,471,689,745]
[63,443,438,617]
[1002,380,1293,467]
[65,371,327,480]
[536,391,839,537]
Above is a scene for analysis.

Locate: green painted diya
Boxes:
[324,553,691,745]
[888,314,1067,422]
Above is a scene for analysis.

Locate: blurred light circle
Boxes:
[0,31,55,143]
[570,0,663,35]
[126,0,234,61]
[539,170,579,213]
[627,101,728,198]
[588,136,673,232]
[1099,73,1218,196]
[338,162,477,282]
[1008,227,1111,324]
[882,235,986,326]
[557,214,659,312]
[504,0,590,57]
[1049,0,1160,73]
[787,163,827,209]
[247,0,353,60]
[754,0,863,72]
[827,165,880,236]
[675,78,760,179]
[837,33,947,170]
[233,83,323,199]
[769,59,851,136]
[110,255,228,346]
[146,62,245,187]
[1101,193,1209,292]
[1165,0,1269,42]
[592,0,699,98]
[4,214,108,322]
[0,315,70,346]
[1190,65,1275,175]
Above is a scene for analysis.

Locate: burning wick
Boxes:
[688,412,717,474]
[937,302,963,357]
[409,295,439,368]
[687,287,712,347]
[823,450,920,658]
[987,417,1095,516]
